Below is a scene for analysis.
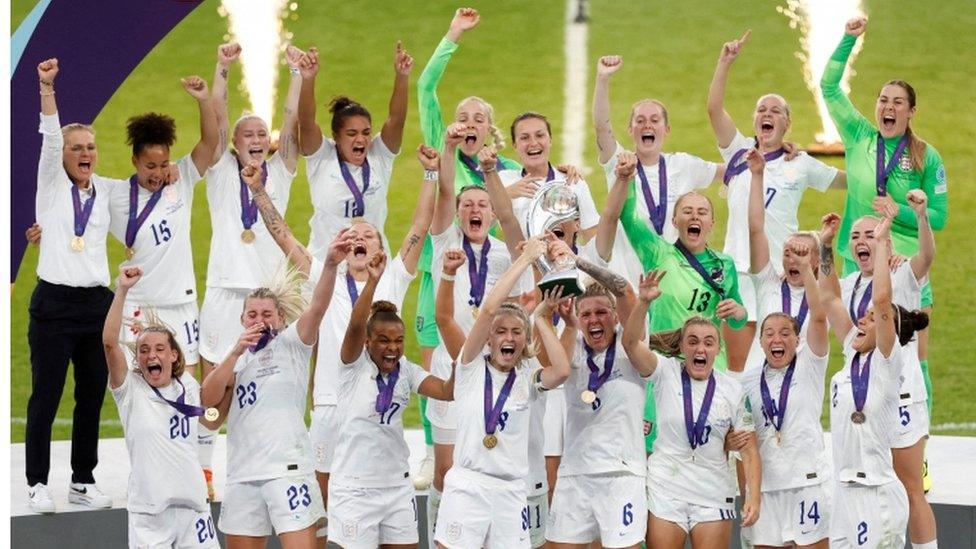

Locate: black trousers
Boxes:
[25,279,113,486]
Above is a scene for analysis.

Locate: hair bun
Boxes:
[908,309,930,332]
[371,300,399,315]
[328,95,359,114]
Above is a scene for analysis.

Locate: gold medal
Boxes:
[580,390,597,404]
[351,216,365,224]
[125,247,135,260]
[775,431,782,446]
[483,434,498,449]
[471,305,479,318]
[70,236,85,252]
[241,229,256,243]
[851,411,866,424]
[204,408,220,422]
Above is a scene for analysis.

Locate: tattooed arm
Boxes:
[211,43,240,166]
[240,163,312,275]
[575,256,637,328]
[278,46,304,173]
[817,212,852,341]
[399,145,441,274]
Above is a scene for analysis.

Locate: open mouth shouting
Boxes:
[77,160,93,176]
[881,113,896,132]
[686,222,703,242]
[759,120,775,140]
[499,342,517,359]
[247,146,264,162]
[640,131,656,147]
[855,244,871,265]
[146,361,164,382]
[468,214,484,233]
[691,354,708,369]
[586,325,606,344]
[381,353,399,368]
[770,345,786,361]
[353,243,368,259]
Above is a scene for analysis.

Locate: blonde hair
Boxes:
[456,96,506,151]
[61,123,95,139]
[648,316,719,357]
[674,190,715,219]
[755,93,792,121]
[244,263,308,325]
[125,308,187,379]
[575,282,617,313]
[629,98,670,125]
[492,302,536,360]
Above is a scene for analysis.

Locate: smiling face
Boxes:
[781,234,820,286]
[241,296,285,331]
[680,323,721,380]
[62,128,98,184]
[456,187,494,242]
[629,100,670,157]
[753,94,791,147]
[136,331,178,388]
[550,219,581,248]
[760,315,799,368]
[488,313,528,371]
[233,117,271,164]
[672,193,714,250]
[455,98,492,156]
[875,83,916,138]
[852,308,879,353]
[577,295,617,353]
[132,144,171,193]
[513,117,551,172]
[849,217,881,275]
[334,115,372,166]
[345,222,383,271]
[366,320,405,373]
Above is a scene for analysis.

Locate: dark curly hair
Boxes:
[126,112,176,156]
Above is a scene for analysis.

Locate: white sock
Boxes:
[426,445,435,459]
[427,485,441,543]
[912,541,938,549]
[197,425,216,469]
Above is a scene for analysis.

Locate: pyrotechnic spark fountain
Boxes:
[778,0,864,154]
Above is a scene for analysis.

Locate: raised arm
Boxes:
[622,271,667,377]
[872,216,897,357]
[430,123,465,235]
[535,290,572,389]
[905,189,935,280]
[398,145,441,273]
[180,76,220,176]
[38,58,58,116]
[593,55,622,164]
[574,254,637,324]
[103,267,142,389]
[202,324,260,406]
[794,242,829,357]
[817,213,853,340]
[461,238,544,364]
[340,251,384,365]
[380,42,413,154]
[707,30,750,149]
[297,46,324,156]
[296,229,354,345]
[746,148,770,274]
[418,8,480,148]
[435,249,467,359]
[241,162,312,274]
[36,59,65,189]
[595,151,637,262]
[480,147,525,258]
[277,45,305,172]
[211,43,240,164]
[820,18,874,143]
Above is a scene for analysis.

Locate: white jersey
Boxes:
[740,345,829,492]
[331,351,430,488]
[720,130,837,274]
[111,372,208,514]
[747,263,812,369]
[647,355,754,509]
[829,331,905,486]
[204,150,295,290]
[560,330,647,477]
[35,112,116,287]
[107,155,201,306]
[226,323,314,483]
[497,168,600,230]
[841,262,927,404]
[453,356,543,482]
[305,136,396,259]
[525,357,548,497]
[308,255,414,406]
[602,142,719,287]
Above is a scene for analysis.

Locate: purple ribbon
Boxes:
[637,157,668,235]
[458,152,506,183]
[583,333,617,394]
[759,356,796,434]
[150,378,206,417]
[848,275,873,323]
[875,133,910,196]
[681,367,717,450]
[781,281,809,330]
[70,183,97,237]
[346,272,359,305]
[375,362,401,414]
[339,157,370,218]
[674,240,726,298]
[125,176,163,249]
[249,327,278,353]
[237,161,268,230]
[850,351,874,414]
[462,236,491,309]
[484,358,517,436]
[520,164,556,182]
[722,146,786,186]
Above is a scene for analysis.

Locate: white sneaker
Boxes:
[68,482,112,508]
[412,447,435,490]
[27,483,55,514]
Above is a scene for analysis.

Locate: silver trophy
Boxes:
[523,180,584,296]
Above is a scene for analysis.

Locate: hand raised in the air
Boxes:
[366,249,388,282]
[240,162,264,191]
[450,7,480,34]
[117,266,143,290]
[325,228,354,268]
[906,189,928,215]
[638,270,667,304]
[719,29,751,64]
[596,55,622,78]
[299,47,320,79]
[444,122,467,148]
[746,148,765,175]
[819,212,841,245]
[416,144,439,171]
[37,58,59,83]
[217,43,242,66]
[442,249,466,275]
[181,76,209,101]
[614,151,638,182]
[477,146,498,173]
[394,41,414,76]
[845,16,867,37]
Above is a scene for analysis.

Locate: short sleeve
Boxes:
[573,178,600,229]
[881,341,905,383]
[799,153,838,193]
[405,360,432,393]
[681,153,720,191]
[305,135,337,162]
[110,370,133,410]
[176,154,202,194]
[648,353,675,385]
[601,141,627,189]
[381,255,416,304]
[718,130,754,163]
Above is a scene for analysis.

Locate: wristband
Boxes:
[440,272,456,282]
[423,169,439,181]
[289,67,300,75]
[39,90,55,96]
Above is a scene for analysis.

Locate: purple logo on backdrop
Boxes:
[10,0,202,282]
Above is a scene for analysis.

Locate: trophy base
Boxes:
[538,269,584,297]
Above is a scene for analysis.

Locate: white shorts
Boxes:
[426,345,457,429]
[310,405,339,473]
[737,271,758,322]
[328,481,418,548]
[198,287,248,363]
[892,401,930,449]
[122,300,201,365]
[525,492,549,548]
[829,481,908,549]
[647,487,735,534]
[432,425,456,446]
[128,506,219,549]
[543,386,565,457]
[744,483,830,547]
[218,474,325,537]
[547,473,646,547]
[434,467,530,549]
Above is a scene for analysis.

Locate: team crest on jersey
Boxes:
[710,267,725,284]
[899,153,912,172]
[511,375,530,406]
[446,521,462,541]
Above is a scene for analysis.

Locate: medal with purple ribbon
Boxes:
[875,133,910,196]
[781,281,809,329]
[681,367,717,453]
[581,333,617,405]
[637,156,668,235]
[346,272,360,305]
[848,275,873,323]
[125,176,163,260]
[237,161,267,243]
[70,183,97,252]
[850,351,874,424]
[760,356,796,444]
[150,377,206,417]
[722,146,786,187]
[249,327,278,353]
[462,236,491,317]
[483,358,516,449]
[674,240,726,298]
[520,164,556,182]
[375,362,401,414]
[339,156,370,219]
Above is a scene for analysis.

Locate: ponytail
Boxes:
[895,305,929,346]
[649,316,719,357]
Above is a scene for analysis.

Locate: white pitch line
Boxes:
[561,0,588,168]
